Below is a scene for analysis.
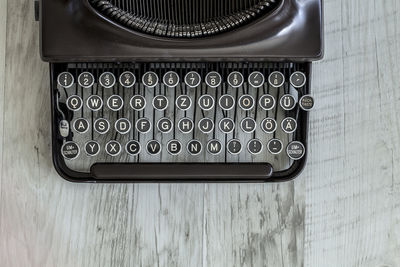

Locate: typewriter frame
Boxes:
[39,0,322,182]
[50,63,311,183]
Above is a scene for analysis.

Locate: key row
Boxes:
[66,94,314,112]
[61,139,305,159]
[68,116,299,135]
[58,70,307,89]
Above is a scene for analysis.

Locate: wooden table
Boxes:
[1,0,399,266]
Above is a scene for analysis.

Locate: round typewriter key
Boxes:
[178,118,194,134]
[248,71,265,88]
[184,71,201,88]
[99,72,116,88]
[299,95,315,111]
[219,118,235,134]
[227,71,244,88]
[198,118,214,134]
[163,71,180,88]
[280,94,296,111]
[86,95,103,111]
[152,95,168,111]
[261,118,277,134]
[290,72,306,88]
[119,71,136,88]
[57,72,74,88]
[238,95,255,111]
[176,95,192,111]
[240,117,256,133]
[126,140,141,156]
[147,140,161,155]
[105,140,122,157]
[287,141,306,160]
[187,140,202,155]
[115,118,131,135]
[205,71,222,88]
[198,95,215,111]
[259,94,276,111]
[61,141,80,160]
[247,139,263,155]
[157,118,173,133]
[84,141,100,157]
[268,71,285,88]
[136,118,151,133]
[73,118,90,134]
[167,140,182,155]
[281,117,297,134]
[267,139,283,154]
[78,72,95,88]
[227,139,242,155]
[66,95,83,111]
[107,95,124,111]
[219,94,235,111]
[142,71,158,88]
[207,140,222,155]
[94,118,110,134]
[130,95,146,111]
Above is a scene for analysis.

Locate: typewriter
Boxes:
[36,0,323,182]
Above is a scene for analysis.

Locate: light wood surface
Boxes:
[0,0,7,197]
[0,0,399,267]
[304,0,400,266]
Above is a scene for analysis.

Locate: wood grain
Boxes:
[304,0,400,266]
[0,0,7,196]
[1,0,400,266]
[0,1,304,267]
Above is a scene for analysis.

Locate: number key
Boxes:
[142,71,159,88]
[57,72,74,88]
[228,71,244,88]
[99,72,116,88]
[184,71,201,88]
[205,71,222,88]
[268,71,285,88]
[163,71,180,87]
[119,71,136,88]
[78,72,94,88]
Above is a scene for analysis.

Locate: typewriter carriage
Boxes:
[40,0,323,62]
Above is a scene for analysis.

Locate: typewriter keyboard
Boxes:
[52,63,313,175]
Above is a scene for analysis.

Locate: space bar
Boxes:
[90,163,273,181]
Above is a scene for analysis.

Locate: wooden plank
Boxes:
[304,0,400,266]
[0,1,304,267]
[204,182,305,266]
[0,1,205,265]
[3,0,400,266]
[0,0,7,192]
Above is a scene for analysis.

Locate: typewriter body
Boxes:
[37,0,323,182]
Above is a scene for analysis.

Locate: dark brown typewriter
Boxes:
[36,0,323,182]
